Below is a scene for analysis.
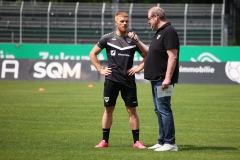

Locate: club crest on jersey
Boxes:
[126,38,132,43]
[157,35,161,39]
[104,97,109,102]
[111,50,116,56]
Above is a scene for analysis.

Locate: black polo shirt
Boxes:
[144,22,179,83]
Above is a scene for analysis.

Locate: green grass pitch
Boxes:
[0,80,239,160]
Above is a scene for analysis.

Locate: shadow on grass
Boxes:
[179,145,238,151]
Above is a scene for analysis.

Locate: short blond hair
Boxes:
[115,12,128,20]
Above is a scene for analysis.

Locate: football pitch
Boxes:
[0,80,239,160]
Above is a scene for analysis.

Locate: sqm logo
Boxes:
[33,62,81,79]
[190,52,221,62]
[225,61,240,84]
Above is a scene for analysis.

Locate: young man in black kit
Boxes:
[89,11,147,149]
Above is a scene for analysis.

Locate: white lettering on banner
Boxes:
[33,62,81,79]
[81,56,90,60]
[39,52,81,60]
[179,66,215,73]
[60,52,69,60]
[47,62,63,78]
[62,63,81,78]
[190,52,221,62]
[1,60,19,79]
[0,50,15,59]
[90,64,97,71]
[33,62,47,78]
[90,64,108,71]
[39,52,49,59]
[0,50,3,59]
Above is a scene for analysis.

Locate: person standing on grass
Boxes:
[89,11,147,149]
[128,6,179,151]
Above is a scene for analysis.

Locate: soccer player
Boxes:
[89,11,147,149]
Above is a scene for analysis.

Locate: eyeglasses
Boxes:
[148,16,154,21]
[148,15,157,21]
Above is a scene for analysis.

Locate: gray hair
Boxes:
[149,7,166,20]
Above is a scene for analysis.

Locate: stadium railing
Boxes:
[0,1,226,46]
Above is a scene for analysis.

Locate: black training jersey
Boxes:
[97,32,141,83]
[144,22,180,83]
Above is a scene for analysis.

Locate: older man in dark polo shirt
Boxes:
[128,6,179,152]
